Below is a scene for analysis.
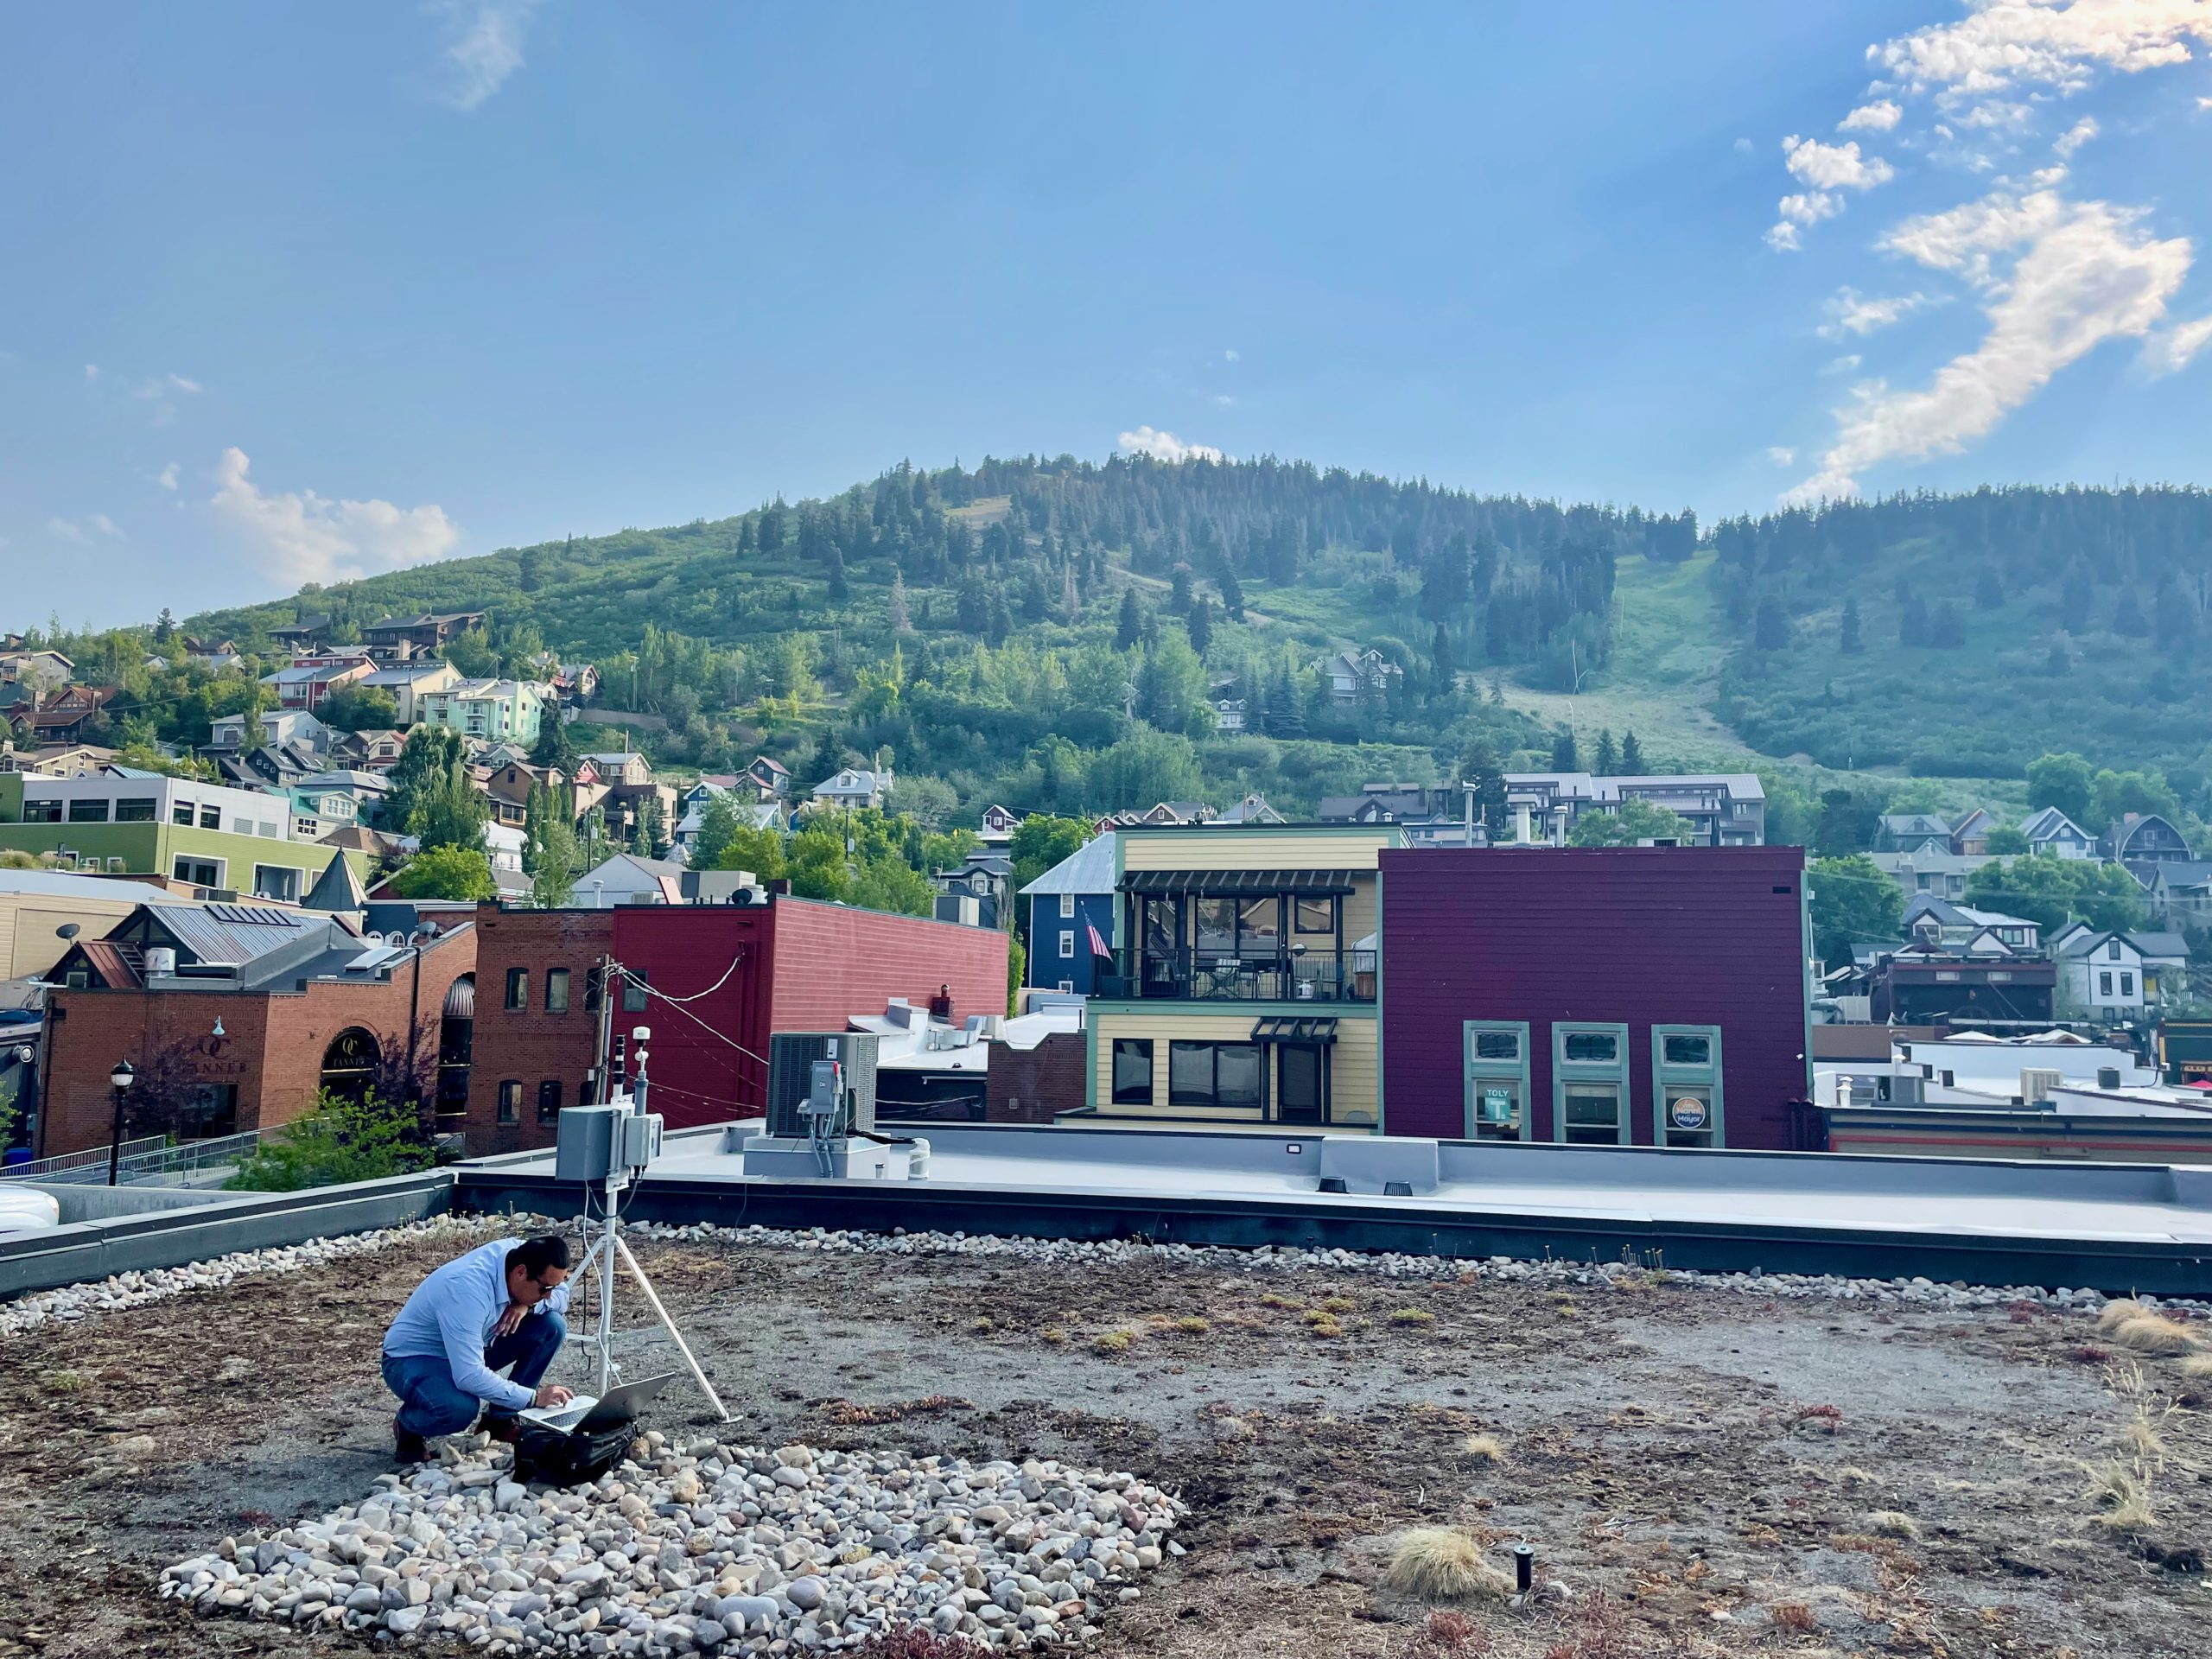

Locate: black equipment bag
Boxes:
[512,1421,635,1485]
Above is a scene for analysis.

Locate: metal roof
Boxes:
[1123,868,1362,895]
[145,902,317,966]
[1018,833,1116,897]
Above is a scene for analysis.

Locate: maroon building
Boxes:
[1378,847,1815,1150]
[467,896,1009,1154]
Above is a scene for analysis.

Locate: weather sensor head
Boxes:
[632,1025,652,1041]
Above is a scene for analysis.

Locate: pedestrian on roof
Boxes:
[380,1235,575,1464]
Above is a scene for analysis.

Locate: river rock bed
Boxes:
[0,1213,541,1340]
[162,1433,1183,1653]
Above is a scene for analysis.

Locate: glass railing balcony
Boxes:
[1109,947,1376,1003]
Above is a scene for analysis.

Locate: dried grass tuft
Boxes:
[2096,1298,2150,1333]
[2109,1314,2199,1357]
[2177,1352,2212,1379]
[1320,1295,1357,1313]
[1039,1327,1067,1344]
[1769,1602,1816,1634]
[2083,1460,2157,1535]
[1462,1433,1507,1465]
[1867,1510,1919,1540]
[1172,1315,1210,1335]
[1390,1308,1437,1327]
[1381,1528,1514,1603]
[41,1370,86,1393]
[1258,1293,1303,1310]
[1091,1330,1133,1354]
[1308,1318,1344,1339]
[1835,1465,1879,1488]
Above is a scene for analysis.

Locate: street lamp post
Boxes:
[106,1059,134,1186]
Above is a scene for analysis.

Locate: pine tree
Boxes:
[1021,568,1050,620]
[1116,589,1143,650]
[2113,589,2150,638]
[1430,623,1455,692]
[889,570,912,633]
[1974,568,2003,610]
[1219,567,1245,620]
[1753,597,1790,651]
[1169,565,1192,613]
[1620,730,1645,773]
[1929,601,1966,647]
[1186,595,1213,657]
[1840,597,1863,655]
[1593,729,1618,773]
[1550,729,1578,771]
[824,545,849,602]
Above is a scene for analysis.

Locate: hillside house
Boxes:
[977,803,1021,843]
[1018,832,1116,996]
[1319,648,1403,704]
[361,659,462,724]
[2146,861,2212,926]
[1874,813,1956,855]
[2104,812,2194,868]
[419,679,551,747]
[811,766,893,810]
[361,611,486,663]
[2022,806,2096,860]
[259,655,376,714]
[2051,925,2192,1021]
[744,755,791,799]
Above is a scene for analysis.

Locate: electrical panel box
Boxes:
[618,1110,664,1168]
[766,1031,878,1139]
[555,1104,624,1182]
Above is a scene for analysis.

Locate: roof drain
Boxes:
[1318,1176,1348,1193]
[1382,1180,1414,1197]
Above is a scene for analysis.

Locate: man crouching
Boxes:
[381,1234,576,1463]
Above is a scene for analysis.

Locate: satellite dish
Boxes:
[54,923,80,941]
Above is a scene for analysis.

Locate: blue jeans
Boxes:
[382,1312,568,1437]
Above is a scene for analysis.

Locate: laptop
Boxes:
[518,1371,677,1434]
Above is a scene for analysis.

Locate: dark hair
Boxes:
[512,1235,571,1279]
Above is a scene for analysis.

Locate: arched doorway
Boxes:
[435,975,475,1131]
[321,1027,382,1104]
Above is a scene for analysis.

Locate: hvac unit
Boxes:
[2020,1067,2063,1106]
[2097,1066,2122,1090]
[766,1032,878,1140]
[143,947,178,976]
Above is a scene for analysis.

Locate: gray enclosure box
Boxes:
[554,1105,623,1182]
[766,1032,878,1139]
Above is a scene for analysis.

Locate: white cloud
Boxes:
[1954,99,2034,129]
[133,372,202,400]
[1223,348,1240,362]
[1116,426,1225,465]
[1733,136,1756,153]
[2142,312,2212,373]
[1779,191,1841,226]
[1765,221,1804,251]
[49,514,124,543]
[82,364,99,383]
[1766,446,1798,466]
[1819,287,1943,339]
[1823,353,1865,373]
[1868,0,2212,105]
[2054,115,2101,155]
[429,0,544,111]
[210,447,462,587]
[1789,194,2193,501]
[1840,99,1903,131]
[1783,134,1897,192]
[156,462,180,491]
[1211,393,1236,407]
[2200,94,2212,108]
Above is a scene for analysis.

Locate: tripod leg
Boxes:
[613,1233,734,1424]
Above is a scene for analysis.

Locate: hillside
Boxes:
[157,462,2212,830]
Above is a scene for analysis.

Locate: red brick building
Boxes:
[466,897,1009,1154]
[37,926,475,1155]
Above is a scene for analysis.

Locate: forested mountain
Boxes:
[48,459,2212,832]
[173,455,1683,819]
[1711,486,2212,786]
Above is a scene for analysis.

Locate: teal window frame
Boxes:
[1553,1021,1631,1146]
[1651,1024,1724,1148]
[1462,1020,1531,1141]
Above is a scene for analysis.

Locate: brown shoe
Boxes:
[394,1421,430,1465]
[480,1414,522,1445]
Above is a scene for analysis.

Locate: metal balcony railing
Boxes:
[1116,948,1376,1003]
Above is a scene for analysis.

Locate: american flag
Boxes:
[1086,920,1112,957]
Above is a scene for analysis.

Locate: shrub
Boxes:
[1867,1510,1919,1540]
[1172,1316,1210,1335]
[2110,1315,2198,1357]
[1381,1528,1513,1602]
[1091,1330,1133,1354]
[226,1090,433,1192]
[1770,1603,1816,1633]
[1462,1433,1506,1465]
[1390,1308,1437,1327]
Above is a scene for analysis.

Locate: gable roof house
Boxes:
[931,850,1014,928]
[10,685,120,746]
[1870,848,1993,902]
[1015,831,1117,996]
[2021,806,2097,861]
[361,658,462,724]
[1899,893,2040,956]
[259,655,376,714]
[977,803,1022,842]
[745,754,791,799]
[2145,860,2212,926]
[811,767,893,810]
[360,611,486,664]
[1319,648,1403,704]
[1949,808,1997,857]
[2052,926,2193,1022]
[1874,812,1957,855]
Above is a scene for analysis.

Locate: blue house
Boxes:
[1018,832,1116,995]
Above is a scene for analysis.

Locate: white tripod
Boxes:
[572,1027,732,1421]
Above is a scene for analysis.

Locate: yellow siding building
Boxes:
[1082,823,1398,1132]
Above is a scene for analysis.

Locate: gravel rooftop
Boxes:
[1,1215,2209,1659]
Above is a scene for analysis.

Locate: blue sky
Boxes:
[4,2,2209,626]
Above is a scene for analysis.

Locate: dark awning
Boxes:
[1252,1016,1339,1045]
[1123,868,1361,896]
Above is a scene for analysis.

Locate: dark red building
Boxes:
[1377,847,1815,1150]
[467,896,1009,1154]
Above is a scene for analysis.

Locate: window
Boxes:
[173,856,221,887]
[1652,1025,1723,1149]
[1465,1020,1530,1141]
[2100,971,2113,996]
[1059,931,1075,959]
[1059,893,1075,919]
[295,818,320,839]
[259,822,278,837]
[1295,898,1334,936]
[67,798,110,823]
[1563,1030,1618,1064]
[546,969,570,1013]
[1058,980,1074,994]
[1111,1039,1154,1105]
[623,968,651,1012]
[1554,1023,1630,1146]
[114,797,156,823]
[505,967,529,1010]
[1236,896,1281,955]
[253,865,301,903]
[1193,896,1236,957]
[171,800,194,826]
[22,799,60,823]
[2108,940,2123,960]
[1168,1040,1263,1109]
[537,1079,563,1123]
[200,804,219,829]
[63,969,89,990]
[497,1081,521,1124]
[106,858,126,872]
[2121,972,2135,997]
